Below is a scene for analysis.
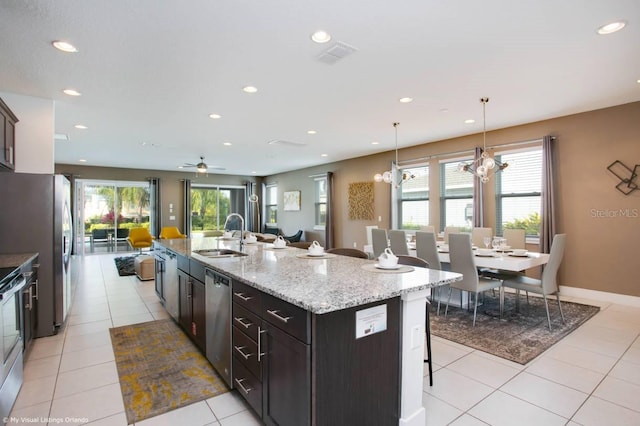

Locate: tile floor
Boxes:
[8,254,640,425]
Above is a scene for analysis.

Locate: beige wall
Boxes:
[267,101,640,297]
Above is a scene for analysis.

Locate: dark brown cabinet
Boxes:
[0,97,18,171]
[232,280,310,426]
[177,258,206,351]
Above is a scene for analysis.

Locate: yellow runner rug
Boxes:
[109,319,228,423]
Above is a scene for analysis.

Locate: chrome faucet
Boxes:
[224,213,245,250]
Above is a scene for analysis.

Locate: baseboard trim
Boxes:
[559,285,640,308]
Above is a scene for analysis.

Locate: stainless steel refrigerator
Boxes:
[0,173,72,337]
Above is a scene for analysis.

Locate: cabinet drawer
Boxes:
[233,302,261,342]
[262,293,310,344]
[177,254,189,273]
[232,326,261,379]
[233,357,262,415]
[232,280,262,313]
[189,259,206,283]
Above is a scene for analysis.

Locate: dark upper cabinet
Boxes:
[0,97,18,171]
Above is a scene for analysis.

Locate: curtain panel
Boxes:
[182,179,191,237]
[473,147,484,227]
[540,135,556,253]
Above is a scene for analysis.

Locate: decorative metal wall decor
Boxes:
[283,190,301,211]
[348,182,374,220]
[607,160,639,195]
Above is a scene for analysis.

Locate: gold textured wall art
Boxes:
[348,182,374,220]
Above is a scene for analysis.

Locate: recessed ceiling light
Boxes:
[242,86,258,93]
[464,119,475,124]
[307,130,317,135]
[78,159,87,163]
[74,124,87,129]
[371,141,379,145]
[597,21,626,35]
[209,113,221,119]
[311,30,331,43]
[440,108,449,113]
[177,166,184,169]
[321,153,328,157]
[399,97,413,103]
[63,89,81,96]
[251,171,257,174]
[223,142,232,146]
[52,41,78,53]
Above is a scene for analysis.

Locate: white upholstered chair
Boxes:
[445,233,502,326]
[443,226,460,244]
[501,234,567,331]
[471,227,493,248]
[388,230,409,255]
[503,228,526,249]
[415,231,446,314]
[371,228,388,259]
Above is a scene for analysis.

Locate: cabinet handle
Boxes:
[234,345,254,360]
[267,309,292,323]
[234,317,252,329]
[22,271,34,279]
[258,327,266,362]
[24,287,32,310]
[233,292,253,302]
[235,378,252,394]
[34,279,39,301]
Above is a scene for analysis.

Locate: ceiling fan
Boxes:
[182,156,225,174]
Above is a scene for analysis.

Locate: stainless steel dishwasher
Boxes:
[164,250,179,321]
[205,268,232,388]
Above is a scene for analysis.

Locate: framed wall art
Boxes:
[284,190,301,211]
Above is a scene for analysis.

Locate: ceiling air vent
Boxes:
[316,41,357,65]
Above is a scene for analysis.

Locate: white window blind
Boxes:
[440,160,474,231]
[397,165,429,229]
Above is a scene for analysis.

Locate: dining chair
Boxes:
[388,230,409,255]
[127,227,154,254]
[419,225,435,233]
[443,226,460,244]
[503,228,526,249]
[501,234,567,331]
[471,227,493,248]
[326,247,369,259]
[287,241,313,249]
[396,255,434,387]
[371,228,388,259]
[445,233,502,326]
[415,231,447,315]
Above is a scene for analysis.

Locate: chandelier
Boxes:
[374,122,415,187]
[458,97,508,183]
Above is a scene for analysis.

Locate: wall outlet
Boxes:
[353,241,357,248]
[169,215,176,220]
[378,216,382,222]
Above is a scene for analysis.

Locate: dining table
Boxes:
[408,242,550,317]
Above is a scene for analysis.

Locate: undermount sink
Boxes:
[194,249,248,258]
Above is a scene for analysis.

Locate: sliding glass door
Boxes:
[75,179,151,254]
[190,185,246,236]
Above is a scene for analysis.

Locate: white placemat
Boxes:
[361,264,415,273]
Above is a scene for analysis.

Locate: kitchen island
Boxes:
[155,238,462,426]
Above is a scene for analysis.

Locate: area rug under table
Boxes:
[430,292,600,365]
[109,319,228,424]
[114,256,136,276]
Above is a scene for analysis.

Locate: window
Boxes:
[495,148,542,237]
[265,184,278,226]
[190,185,245,234]
[396,165,429,229]
[314,176,327,228]
[440,159,474,231]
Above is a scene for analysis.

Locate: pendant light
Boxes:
[458,97,508,183]
[374,122,415,187]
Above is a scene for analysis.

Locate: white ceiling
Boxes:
[1,0,638,176]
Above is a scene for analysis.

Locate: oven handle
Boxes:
[0,275,27,302]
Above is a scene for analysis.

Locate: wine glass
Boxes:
[483,236,491,249]
[491,237,500,252]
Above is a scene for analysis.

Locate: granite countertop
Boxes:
[156,238,462,314]
[0,252,38,269]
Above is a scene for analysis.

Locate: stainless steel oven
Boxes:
[0,267,27,419]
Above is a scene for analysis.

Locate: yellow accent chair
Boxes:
[127,228,154,253]
[159,226,187,239]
